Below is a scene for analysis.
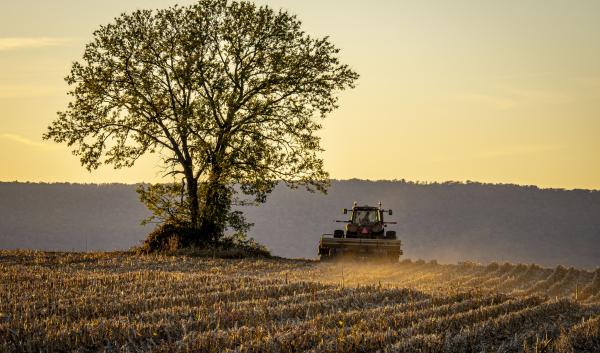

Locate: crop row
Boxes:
[316,260,600,303]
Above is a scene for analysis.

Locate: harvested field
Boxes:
[0,251,599,352]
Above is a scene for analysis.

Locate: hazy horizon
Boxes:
[2,178,599,192]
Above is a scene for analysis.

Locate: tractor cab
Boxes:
[352,208,381,225]
[341,203,394,239]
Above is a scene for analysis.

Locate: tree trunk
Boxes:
[184,167,201,239]
[198,166,228,242]
[199,189,217,242]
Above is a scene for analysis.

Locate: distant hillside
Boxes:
[0,182,151,251]
[1,181,599,268]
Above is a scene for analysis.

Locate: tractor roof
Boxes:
[353,205,379,210]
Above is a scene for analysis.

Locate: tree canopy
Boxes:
[44,0,358,243]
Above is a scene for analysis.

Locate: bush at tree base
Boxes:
[136,223,271,258]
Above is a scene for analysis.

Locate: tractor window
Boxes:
[354,210,379,225]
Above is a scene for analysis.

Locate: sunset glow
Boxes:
[1,0,599,189]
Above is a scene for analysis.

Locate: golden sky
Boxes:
[1,0,599,189]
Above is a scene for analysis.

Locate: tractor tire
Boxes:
[320,254,332,262]
[320,248,338,262]
[385,230,397,239]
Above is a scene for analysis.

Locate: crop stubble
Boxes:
[0,251,598,352]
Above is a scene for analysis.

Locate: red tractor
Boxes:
[318,202,402,262]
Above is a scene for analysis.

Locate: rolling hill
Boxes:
[0,180,599,267]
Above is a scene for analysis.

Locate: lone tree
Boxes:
[44,0,358,244]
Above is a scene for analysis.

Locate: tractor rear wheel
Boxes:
[320,248,338,262]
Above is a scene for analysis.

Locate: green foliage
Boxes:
[136,183,191,226]
[43,0,358,243]
[136,182,254,238]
